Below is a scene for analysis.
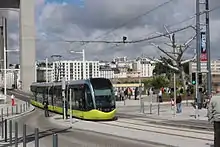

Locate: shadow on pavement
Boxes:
[0,127,72,147]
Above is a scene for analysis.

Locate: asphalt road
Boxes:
[2,90,171,147]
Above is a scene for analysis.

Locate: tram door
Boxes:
[70,87,83,118]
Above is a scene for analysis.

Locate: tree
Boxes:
[143,76,169,89]
[150,26,196,88]
[153,57,176,79]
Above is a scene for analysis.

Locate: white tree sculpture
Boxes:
[150,25,197,88]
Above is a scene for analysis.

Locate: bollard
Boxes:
[7,107,8,117]
[23,104,25,112]
[16,105,18,114]
[4,119,7,142]
[1,115,4,138]
[23,124,26,147]
[9,120,12,146]
[149,103,152,114]
[15,122,18,147]
[53,133,58,147]
[157,103,160,116]
[26,102,28,110]
[1,108,3,118]
[20,104,22,113]
[142,101,145,113]
[11,106,13,115]
[35,128,39,147]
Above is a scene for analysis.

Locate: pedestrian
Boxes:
[208,95,220,147]
[43,99,49,117]
[176,94,182,113]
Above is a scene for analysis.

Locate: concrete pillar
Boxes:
[0,25,3,70]
[19,0,36,92]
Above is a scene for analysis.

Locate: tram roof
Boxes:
[30,79,89,87]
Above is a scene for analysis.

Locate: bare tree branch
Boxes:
[154,58,179,71]
[180,54,196,64]
[181,34,197,53]
[164,25,173,42]
[151,43,176,61]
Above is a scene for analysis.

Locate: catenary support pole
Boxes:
[2,17,7,103]
[46,58,48,83]
[62,77,66,120]
[206,0,211,96]
[196,0,201,108]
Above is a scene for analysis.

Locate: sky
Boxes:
[2,0,220,63]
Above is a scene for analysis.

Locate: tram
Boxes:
[30,78,116,120]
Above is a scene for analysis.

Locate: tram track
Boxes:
[117,112,213,131]
[99,120,213,142]
[7,90,175,147]
[8,90,213,132]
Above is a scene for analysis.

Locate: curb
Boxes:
[47,117,173,147]
[3,105,35,121]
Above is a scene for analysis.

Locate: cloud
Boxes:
[4,0,220,64]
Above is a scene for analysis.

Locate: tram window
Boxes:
[74,86,85,110]
[84,84,94,110]
[69,88,76,109]
[53,86,62,107]
[36,87,45,103]
[46,87,53,105]
[30,86,37,101]
[48,87,54,106]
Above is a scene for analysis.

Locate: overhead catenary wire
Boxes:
[37,3,220,45]
[78,0,175,44]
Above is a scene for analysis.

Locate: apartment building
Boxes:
[52,60,100,81]
[132,57,155,77]
[189,60,220,75]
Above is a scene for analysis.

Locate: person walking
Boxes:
[208,95,220,147]
[176,94,182,113]
[43,99,49,117]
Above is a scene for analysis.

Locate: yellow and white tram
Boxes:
[30,78,116,120]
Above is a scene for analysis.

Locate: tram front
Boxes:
[90,78,116,113]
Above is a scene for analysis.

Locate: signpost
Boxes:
[200,32,207,62]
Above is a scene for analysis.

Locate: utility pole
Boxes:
[2,17,7,103]
[62,77,66,120]
[196,0,201,111]
[172,34,176,116]
[46,58,48,83]
[206,0,211,97]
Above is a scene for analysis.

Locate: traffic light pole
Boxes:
[196,0,201,111]
[195,72,199,119]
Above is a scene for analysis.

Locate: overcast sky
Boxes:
[2,0,220,63]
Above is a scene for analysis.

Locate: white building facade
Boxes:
[189,60,220,75]
[52,60,100,81]
[133,57,155,77]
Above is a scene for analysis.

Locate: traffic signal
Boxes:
[192,72,196,85]
[198,73,202,85]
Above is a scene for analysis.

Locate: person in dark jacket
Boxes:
[176,94,182,113]
[43,100,49,117]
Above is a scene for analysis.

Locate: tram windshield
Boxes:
[90,78,115,109]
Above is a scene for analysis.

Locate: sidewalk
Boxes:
[116,98,194,107]
[0,96,35,146]
[0,95,35,120]
[118,104,209,121]
[48,114,213,147]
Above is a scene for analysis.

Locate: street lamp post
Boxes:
[70,49,86,79]
[46,58,48,83]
